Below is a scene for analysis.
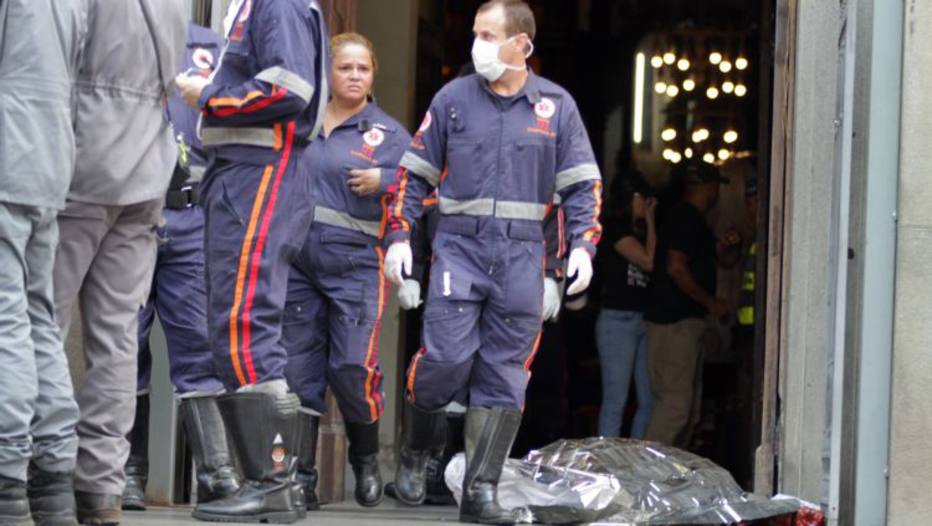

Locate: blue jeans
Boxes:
[596,309,653,438]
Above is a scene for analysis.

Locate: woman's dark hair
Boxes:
[606,172,654,232]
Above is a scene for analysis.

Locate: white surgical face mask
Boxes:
[471,36,533,82]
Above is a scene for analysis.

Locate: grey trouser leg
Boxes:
[0,203,79,481]
[54,200,160,495]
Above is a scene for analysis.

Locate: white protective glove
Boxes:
[542,277,562,321]
[384,242,412,286]
[565,247,594,296]
[397,279,423,310]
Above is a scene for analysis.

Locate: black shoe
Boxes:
[459,407,523,525]
[27,467,77,526]
[392,401,446,506]
[294,412,319,511]
[191,392,301,524]
[74,492,120,526]
[179,397,241,504]
[0,475,32,526]
[345,421,383,507]
[425,413,464,505]
[121,394,149,511]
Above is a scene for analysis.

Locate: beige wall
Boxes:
[887,0,932,523]
[356,0,419,462]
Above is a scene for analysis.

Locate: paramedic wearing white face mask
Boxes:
[382,1,602,523]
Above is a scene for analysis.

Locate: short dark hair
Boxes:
[477,0,536,42]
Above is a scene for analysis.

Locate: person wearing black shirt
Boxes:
[644,161,741,447]
[595,174,657,438]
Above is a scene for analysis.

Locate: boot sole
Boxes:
[120,501,146,511]
[459,513,517,525]
[32,512,79,526]
[0,514,32,526]
[384,483,424,507]
[191,510,299,524]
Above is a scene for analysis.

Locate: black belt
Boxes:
[165,183,200,209]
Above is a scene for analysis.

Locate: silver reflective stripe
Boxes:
[438,197,547,220]
[496,201,548,221]
[189,165,207,182]
[314,206,381,238]
[255,66,315,104]
[400,152,441,186]
[555,163,601,192]
[201,127,278,148]
[552,193,563,206]
[438,196,493,216]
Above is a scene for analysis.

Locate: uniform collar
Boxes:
[477,69,542,105]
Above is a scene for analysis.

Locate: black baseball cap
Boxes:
[675,159,729,185]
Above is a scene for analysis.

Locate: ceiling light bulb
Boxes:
[663,52,676,65]
[709,52,723,65]
[677,58,690,71]
[655,82,667,94]
[735,84,748,97]
[670,152,682,163]
[651,55,664,68]
[662,148,675,161]
[682,78,696,91]
[666,84,679,97]
[698,128,710,140]
[720,61,733,73]
[718,148,732,161]
[706,86,719,99]
[685,147,694,159]
[722,81,735,94]
[661,128,677,141]
[735,57,749,70]
[724,130,739,144]
[703,152,716,164]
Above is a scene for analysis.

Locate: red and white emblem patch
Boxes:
[534,98,556,119]
[192,48,215,71]
[418,111,432,133]
[363,128,385,147]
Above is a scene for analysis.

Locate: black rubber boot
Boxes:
[121,394,149,511]
[74,492,120,526]
[27,467,77,526]
[294,412,319,511]
[179,397,241,505]
[191,392,301,524]
[0,475,32,526]
[344,421,382,507]
[425,412,464,505]
[459,407,523,525]
[390,401,446,506]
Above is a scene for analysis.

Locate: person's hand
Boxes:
[565,248,593,296]
[707,297,729,320]
[384,242,412,286]
[646,197,658,219]
[347,168,381,196]
[175,73,210,110]
[397,279,422,310]
[542,277,562,321]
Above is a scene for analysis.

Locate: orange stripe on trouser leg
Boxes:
[524,330,544,371]
[228,164,276,386]
[363,247,387,421]
[406,348,427,401]
[240,122,297,384]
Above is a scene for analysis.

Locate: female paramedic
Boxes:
[282,32,411,510]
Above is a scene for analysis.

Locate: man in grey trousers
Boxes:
[0,1,87,525]
[52,1,186,523]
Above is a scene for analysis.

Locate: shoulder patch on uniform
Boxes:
[534,97,557,119]
[418,112,432,133]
